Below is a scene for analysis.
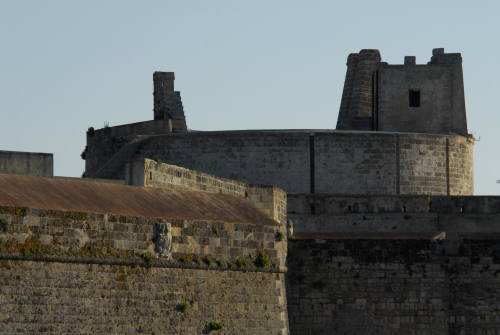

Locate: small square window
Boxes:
[409,90,420,107]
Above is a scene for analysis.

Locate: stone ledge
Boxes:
[0,253,284,274]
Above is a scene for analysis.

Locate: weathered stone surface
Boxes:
[0,261,288,335]
[287,239,500,334]
[86,130,473,196]
[0,205,289,334]
[337,48,468,136]
[0,150,53,177]
[0,174,277,226]
[126,159,287,228]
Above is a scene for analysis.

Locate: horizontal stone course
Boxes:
[0,260,287,335]
[287,239,500,334]
[0,204,289,334]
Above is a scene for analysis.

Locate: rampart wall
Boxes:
[121,131,473,195]
[0,150,53,177]
[286,194,500,333]
[0,206,288,334]
[287,238,500,334]
[125,159,287,228]
[82,119,172,176]
[288,194,500,237]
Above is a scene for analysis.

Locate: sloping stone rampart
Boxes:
[0,206,289,334]
[125,159,287,228]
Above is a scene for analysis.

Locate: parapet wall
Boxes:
[115,130,473,195]
[0,206,288,334]
[0,150,53,177]
[288,194,500,238]
[125,159,288,228]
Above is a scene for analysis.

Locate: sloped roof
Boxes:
[0,174,277,226]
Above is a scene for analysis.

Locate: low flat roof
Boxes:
[0,174,277,226]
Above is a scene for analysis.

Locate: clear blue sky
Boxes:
[1,1,499,194]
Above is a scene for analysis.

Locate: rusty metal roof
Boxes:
[0,174,277,225]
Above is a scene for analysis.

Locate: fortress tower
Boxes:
[82,48,473,196]
[153,72,187,132]
[337,48,468,136]
[5,48,500,334]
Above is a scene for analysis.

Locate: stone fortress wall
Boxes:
[125,158,288,228]
[0,174,289,335]
[82,49,474,197]
[337,48,468,136]
[0,150,53,177]
[1,47,493,334]
[285,193,500,333]
[84,130,473,196]
[287,238,500,334]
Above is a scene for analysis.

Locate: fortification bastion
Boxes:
[1,48,494,334]
[82,49,474,197]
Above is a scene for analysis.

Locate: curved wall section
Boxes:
[94,130,473,195]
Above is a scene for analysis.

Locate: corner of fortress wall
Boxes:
[125,158,288,228]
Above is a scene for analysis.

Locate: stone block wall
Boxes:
[135,131,311,193]
[336,49,381,130]
[336,48,468,136]
[0,261,287,335]
[448,136,474,196]
[314,132,397,194]
[398,135,448,194]
[287,194,500,237]
[0,150,53,177]
[100,131,473,196]
[125,159,288,230]
[0,206,289,334]
[287,239,500,334]
[82,119,172,178]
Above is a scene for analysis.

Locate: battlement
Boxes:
[337,48,468,136]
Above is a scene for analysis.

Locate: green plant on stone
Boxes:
[0,219,8,233]
[254,250,270,268]
[178,301,189,313]
[235,259,246,268]
[203,256,213,267]
[209,321,223,331]
[21,247,31,257]
[141,252,152,265]
[275,231,284,242]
